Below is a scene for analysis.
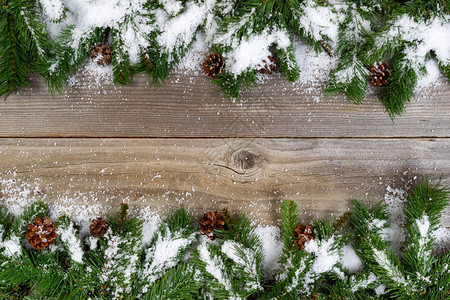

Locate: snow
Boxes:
[293,37,337,85]
[81,60,113,86]
[350,273,377,292]
[0,178,45,217]
[372,248,408,287]
[155,1,214,61]
[341,245,363,273]
[433,227,450,254]
[161,0,183,15]
[416,215,430,238]
[304,237,341,274]
[175,32,207,73]
[384,186,408,255]
[416,59,443,90]
[198,242,237,298]
[254,226,282,279]
[0,236,22,258]
[375,284,386,296]
[377,15,450,72]
[297,0,344,46]
[221,241,261,291]
[140,226,197,292]
[225,28,290,76]
[58,223,84,263]
[39,0,65,21]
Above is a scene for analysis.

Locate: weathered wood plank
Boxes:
[1,73,449,138]
[0,138,448,226]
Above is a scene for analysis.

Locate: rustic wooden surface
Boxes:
[0,72,449,227]
[0,138,448,226]
[1,73,449,138]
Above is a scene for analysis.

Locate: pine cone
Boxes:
[199,211,226,240]
[258,56,277,74]
[25,217,57,250]
[202,54,225,78]
[292,224,315,250]
[90,217,109,238]
[91,42,112,66]
[369,61,392,86]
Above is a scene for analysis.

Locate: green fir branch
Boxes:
[379,54,421,117]
[143,263,200,300]
[138,207,198,296]
[280,200,298,256]
[213,70,259,99]
[276,44,300,82]
[111,29,132,85]
[0,2,50,99]
[193,242,237,299]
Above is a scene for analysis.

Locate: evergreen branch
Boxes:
[324,9,371,103]
[294,0,336,53]
[262,251,311,299]
[438,60,450,80]
[350,201,417,297]
[100,203,143,299]
[216,0,267,45]
[220,240,263,297]
[39,26,104,93]
[276,44,300,82]
[193,242,239,299]
[405,178,449,224]
[17,4,48,60]
[0,12,31,98]
[401,179,448,287]
[213,70,258,98]
[428,252,450,299]
[379,54,420,117]
[0,250,40,297]
[138,208,197,295]
[216,210,261,251]
[0,207,13,236]
[144,263,200,300]
[56,215,84,265]
[348,272,379,294]
[111,28,132,85]
[29,251,71,299]
[280,200,298,256]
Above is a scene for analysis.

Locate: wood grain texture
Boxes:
[1,138,448,226]
[1,73,449,138]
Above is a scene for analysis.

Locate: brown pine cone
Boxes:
[90,217,109,238]
[91,42,112,66]
[258,56,277,74]
[368,61,392,86]
[199,211,226,240]
[25,217,57,250]
[292,224,315,250]
[202,54,225,78]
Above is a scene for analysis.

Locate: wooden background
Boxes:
[0,72,449,226]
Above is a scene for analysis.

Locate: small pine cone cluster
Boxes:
[199,211,226,240]
[369,61,392,86]
[202,54,225,78]
[91,42,112,66]
[258,56,277,74]
[90,217,109,238]
[293,224,315,250]
[25,217,57,250]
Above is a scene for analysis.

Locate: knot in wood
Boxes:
[233,150,258,172]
